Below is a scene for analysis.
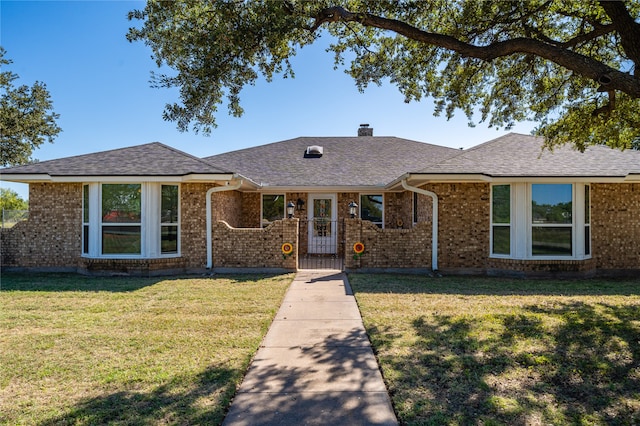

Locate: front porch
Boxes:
[208,217,435,273]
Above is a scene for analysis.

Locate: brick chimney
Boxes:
[358,123,373,137]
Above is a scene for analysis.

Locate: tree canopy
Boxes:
[127,1,640,150]
[0,187,28,212]
[0,48,61,167]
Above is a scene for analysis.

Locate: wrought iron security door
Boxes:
[308,194,337,254]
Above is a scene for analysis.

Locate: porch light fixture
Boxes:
[287,201,295,218]
[296,198,305,211]
[349,201,358,218]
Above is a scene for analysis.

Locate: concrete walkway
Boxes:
[223,270,398,426]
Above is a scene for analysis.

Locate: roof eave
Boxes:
[386,173,635,189]
[386,173,492,190]
[0,174,53,182]
[257,184,388,193]
[1,173,239,184]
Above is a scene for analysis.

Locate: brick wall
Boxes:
[415,192,433,224]
[179,183,208,269]
[430,183,490,271]
[487,258,597,278]
[3,182,637,277]
[180,184,245,270]
[345,184,489,273]
[591,183,640,273]
[211,219,298,270]
[79,257,187,276]
[241,192,260,227]
[384,192,413,229]
[345,219,432,270]
[1,183,82,269]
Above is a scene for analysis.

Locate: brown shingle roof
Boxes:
[1,142,229,176]
[203,136,460,187]
[3,134,637,187]
[418,133,640,177]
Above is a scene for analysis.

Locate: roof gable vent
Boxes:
[304,145,323,158]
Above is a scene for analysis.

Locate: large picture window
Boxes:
[531,184,572,256]
[489,183,590,260]
[491,185,511,255]
[82,183,180,258]
[361,194,383,227]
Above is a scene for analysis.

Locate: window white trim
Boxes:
[490,182,591,260]
[490,184,512,258]
[159,184,180,256]
[82,182,181,259]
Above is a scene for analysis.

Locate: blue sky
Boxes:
[1,0,535,199]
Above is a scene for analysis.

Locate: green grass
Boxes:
[0,273,293,425]
[349,274,640,426]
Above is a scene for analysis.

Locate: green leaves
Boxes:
[128,0,312,135]
[0,187,28,211]
[0,48,61,166]
[128,1,640,149]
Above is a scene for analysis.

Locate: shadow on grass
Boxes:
[39,364,239,426]
[349,273,640,296]
[365,300,640,425]
[0,272,288,293]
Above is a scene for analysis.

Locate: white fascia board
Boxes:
[1,174,239,184]
[180,173,236,182]
[407,173,493,183]
[0,174,53,182]
[490,176,628,183]
[394,174,629,186]
[184,173,261,189]
[386,173,632,189]
[386,173,492,189]
[54,176,190,183]
[624,173,640,182]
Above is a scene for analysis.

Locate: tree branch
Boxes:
[599,0,640,74]
[557,24,615,49]
[593,90,615,117]
[309,6,640,98]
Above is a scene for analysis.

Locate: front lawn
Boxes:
[349,274,640,425]
[0,273,293,425]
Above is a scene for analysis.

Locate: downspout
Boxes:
[401,179,438,272]
[206,180,244,269]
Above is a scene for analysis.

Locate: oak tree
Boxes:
[128,1,640,150]
[0,48,61,166]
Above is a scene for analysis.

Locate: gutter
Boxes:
[401,179,438,272]
[206,180,244,269]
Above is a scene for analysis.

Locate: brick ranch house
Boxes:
[1,127,639,277]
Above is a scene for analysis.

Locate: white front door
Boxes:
[308,194,337,254]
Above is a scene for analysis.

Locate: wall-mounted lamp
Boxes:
[296,198,305,211]
[287,201,295,218]
[349,201,358,218]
